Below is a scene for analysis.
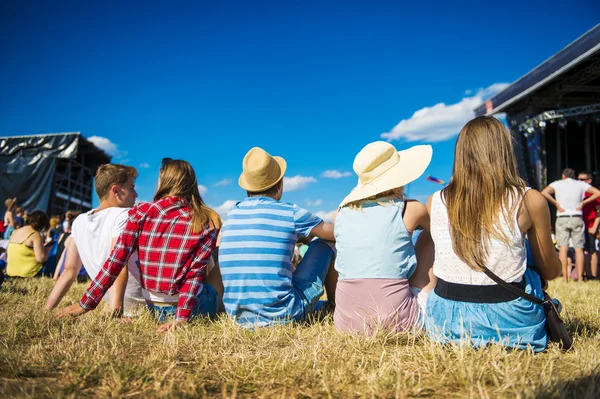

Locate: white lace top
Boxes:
[430,189,529,285]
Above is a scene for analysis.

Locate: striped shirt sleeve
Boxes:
[292,204,323,237]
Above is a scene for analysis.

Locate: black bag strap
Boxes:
[479,265,545,306]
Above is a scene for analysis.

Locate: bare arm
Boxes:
[541,185,560,209]
[591,213,600,235]
[46,241,83,309]
[582,186,600,208]
[53,235,69,280]
[31,233,50,264]
[108,237,129,315]
[309,221,335,241]
[5,211,15,228]
[403,200,430,233]
[523,190,562,281]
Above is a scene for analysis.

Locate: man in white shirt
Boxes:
[45,164,144,316]
[542,168,600,283]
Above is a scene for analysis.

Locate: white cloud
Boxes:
[315,210,337,222]
[214,178,232,187]
[88,136,127,158]
[213,200,238,216]
[283,175,317,192]
[381,83,510,143]
[198,184,208,196]
[139,162,150,169]
[322,170,353,179]
[307,199,323,206]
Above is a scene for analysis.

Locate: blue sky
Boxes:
[1,1,598,219]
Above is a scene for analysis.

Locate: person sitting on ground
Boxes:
[62,211,75,234]
[6,210,52,278]
[542,168,600,282]
[333,141,435,335]
[53,213,88,281]
[425,116,562,352]
[219,147,337,328]
[14,207,25,229]
[57,160,223,331]
[46,165,145,316]
[3,198,18,240]
[41,215,62,277]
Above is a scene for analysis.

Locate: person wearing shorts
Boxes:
[542,168,600,282]
[219,147,337,328]
[578,171,600,279]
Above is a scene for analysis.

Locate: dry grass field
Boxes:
[1,277,599,398]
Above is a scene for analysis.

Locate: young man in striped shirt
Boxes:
[219,147,336,328]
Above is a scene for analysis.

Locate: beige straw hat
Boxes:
[239,147,287,192]
[339,141,432,208]
[4,197,17,209]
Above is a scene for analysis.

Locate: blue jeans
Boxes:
[146,283,219,322]
[292,239,336,320]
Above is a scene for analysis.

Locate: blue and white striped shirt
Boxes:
[219,197,323,328]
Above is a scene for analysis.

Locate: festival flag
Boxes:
[426,175,445,185]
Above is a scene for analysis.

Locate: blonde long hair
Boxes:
[154,160,222,232]
[344,187,405,211]
[442,116,527,271]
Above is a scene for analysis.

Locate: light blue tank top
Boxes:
[334,198,417,280]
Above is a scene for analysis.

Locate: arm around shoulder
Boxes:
[524,190,562,281]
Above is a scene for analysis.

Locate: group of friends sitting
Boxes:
[5,116,564,351]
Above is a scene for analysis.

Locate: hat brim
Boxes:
[339,145,433,208]
[238,156,287,192]
[5,197,17,208]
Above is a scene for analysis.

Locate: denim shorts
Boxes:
[146,283,219,322]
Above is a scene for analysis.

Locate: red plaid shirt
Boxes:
[80,196,218,321]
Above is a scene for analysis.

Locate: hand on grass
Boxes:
[56,303,88,319]
[157,320,187,332]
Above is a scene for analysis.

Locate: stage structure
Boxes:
[475,24,600,190]
[0,132,111,217]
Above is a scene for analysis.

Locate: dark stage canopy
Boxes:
[0,132,111,216]
[475,24,600,190]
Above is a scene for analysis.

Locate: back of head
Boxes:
[49,216,60,230]
[443,116,526,270]
[562,168,575,179]
[28,210,50,232]
[95,164,138,201]
[95,163,138,202]
[154,160,222,232]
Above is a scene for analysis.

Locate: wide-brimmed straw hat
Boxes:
[239,147,287,192]
[4,197,17,209]
[339,142,432,208]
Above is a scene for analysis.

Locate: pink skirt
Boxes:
[334,278,419,334]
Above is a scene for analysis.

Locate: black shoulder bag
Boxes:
[480,266,572,351]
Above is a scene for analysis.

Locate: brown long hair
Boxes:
[442,116,527,271]
[154,160,222,232]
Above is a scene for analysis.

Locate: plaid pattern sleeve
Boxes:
[79,205,145,311]
[175,229,218,321]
